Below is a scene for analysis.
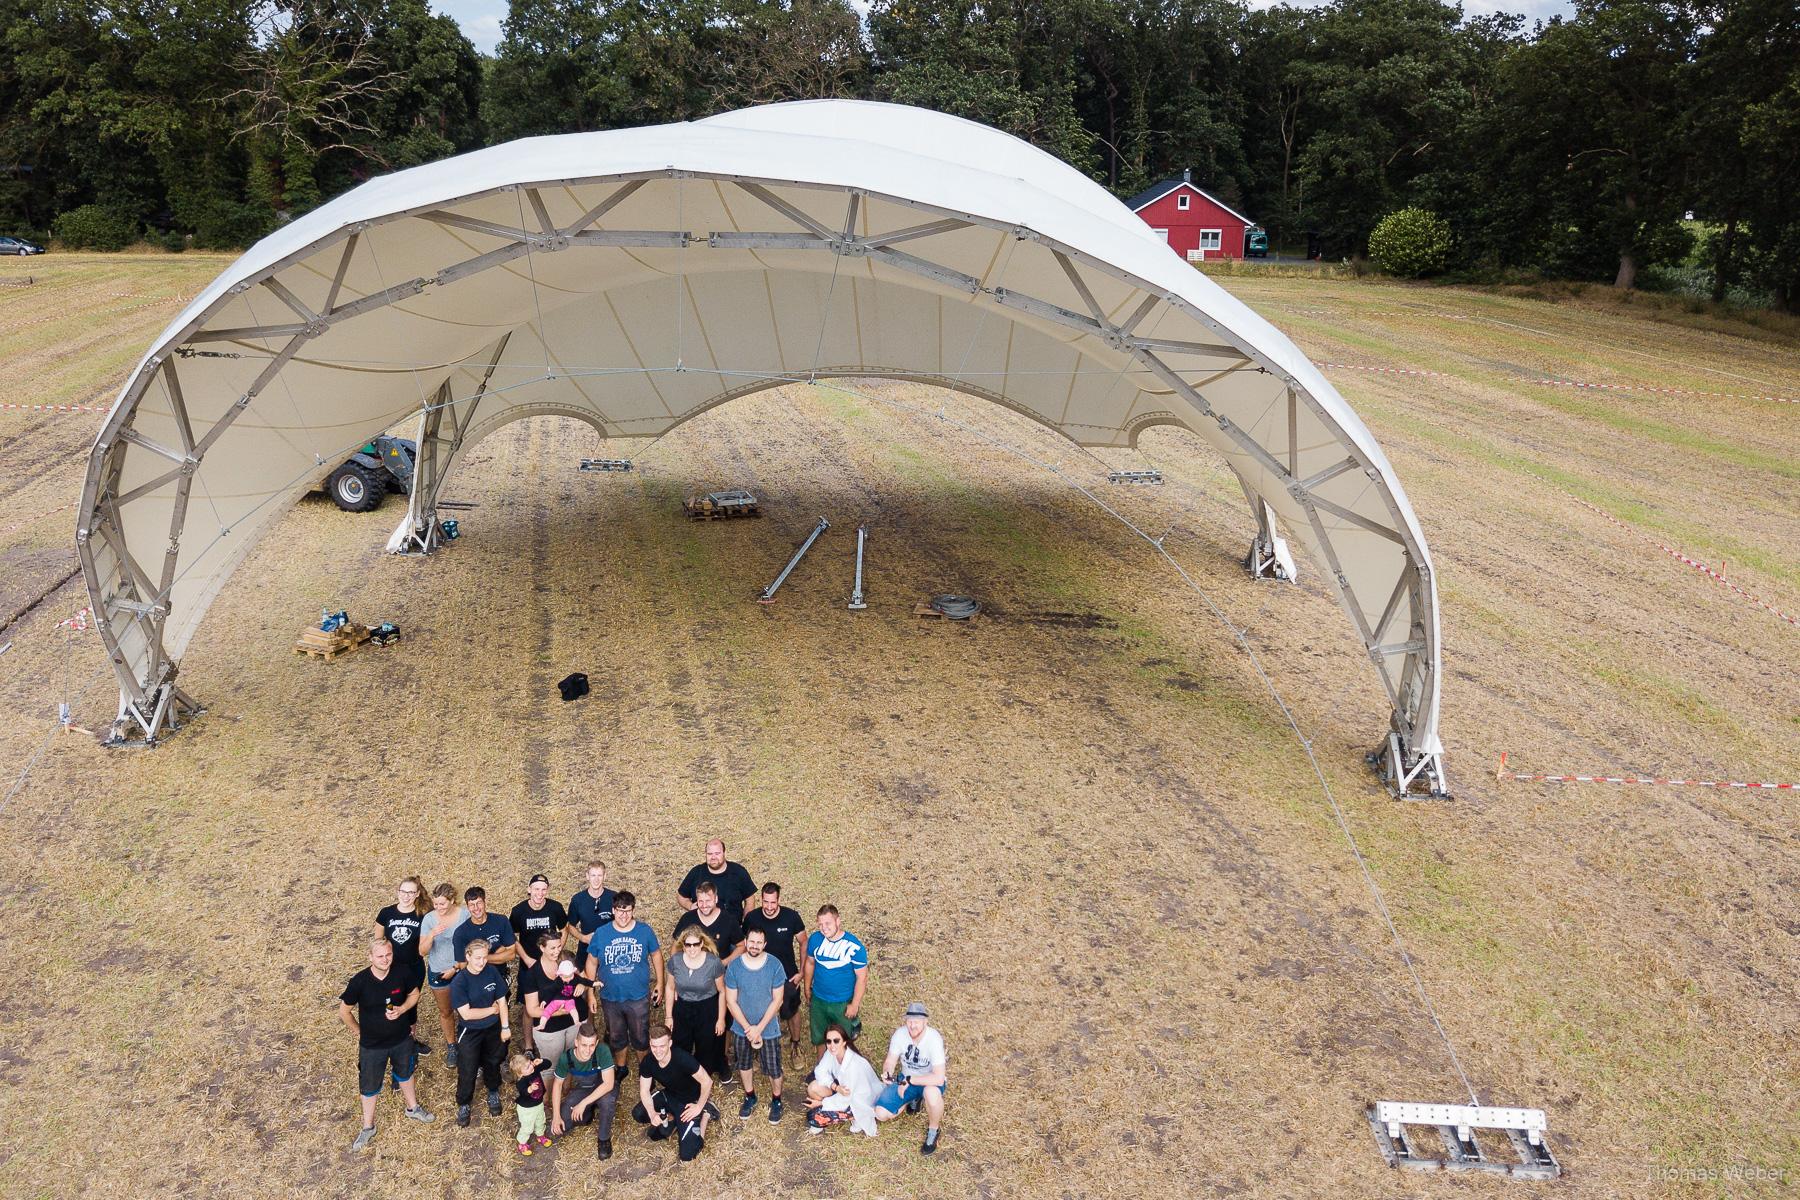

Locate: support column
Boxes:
[1235,471,1297,582]
[386,333,509,555]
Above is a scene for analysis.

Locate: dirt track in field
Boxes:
[1,258,1797,1199]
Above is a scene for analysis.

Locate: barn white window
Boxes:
[1199,229,1222,251]
[1177,193,1190,210]
[1151,227,1169,242]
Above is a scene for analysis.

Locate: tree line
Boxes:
[1,0,1795,306]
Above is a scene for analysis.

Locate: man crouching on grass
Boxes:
[632,1023,718,1162]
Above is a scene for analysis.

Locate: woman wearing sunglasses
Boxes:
[663,928,729,1083]
[804,1024,882,1136]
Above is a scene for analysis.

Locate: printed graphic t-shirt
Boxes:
[449,964,508,1030]
[376,905,425,965]
[805,930,868,1003]
[887,1026,947,1081]
[593,922,661,1002]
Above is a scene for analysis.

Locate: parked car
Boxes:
[0,235,45,256]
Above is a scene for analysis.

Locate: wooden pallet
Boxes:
[913,602,979,622]
[293,622,371,661]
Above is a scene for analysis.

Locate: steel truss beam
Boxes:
[389,334,510,555]
[82,171,1444,793]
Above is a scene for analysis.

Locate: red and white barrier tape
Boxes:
[56,606,92,631]
[0,500,78,538]
[1497,753,1795,791]
[1313,361,1796,404]
[0,401,108,414]
[1566,495,1799,627]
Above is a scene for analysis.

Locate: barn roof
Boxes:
[1125,179,1256,227]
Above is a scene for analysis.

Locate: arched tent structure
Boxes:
[78,100,1447,794]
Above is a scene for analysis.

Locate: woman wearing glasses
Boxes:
[804,1024,881,1136]
[375,877,431,1057]
[664,928,728,1083]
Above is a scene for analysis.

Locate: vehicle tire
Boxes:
[326,462,384,512]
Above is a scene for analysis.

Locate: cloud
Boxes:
[432,0,507,54]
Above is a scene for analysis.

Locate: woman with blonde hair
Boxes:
[663,927,728,1081]
[417,882,468,1065]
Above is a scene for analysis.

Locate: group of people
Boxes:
[337,840,948,1162]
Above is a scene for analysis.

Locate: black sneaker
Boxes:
[922,1128,940,1155]
[768,1096,784,1124]
[486,1089,502,1116]
[597,1138,613,1160]
[906,1096,922,1115]
[456,1105,471,1127]
[739,1094,757,1119]
[413,1039,432,1057]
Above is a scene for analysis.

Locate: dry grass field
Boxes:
[2,254,1797,1199]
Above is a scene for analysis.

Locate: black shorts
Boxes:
[781,979,802,1020]
[358,1040,415,1097]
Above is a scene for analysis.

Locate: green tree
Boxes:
[868,0,1096,172]
[1692,0,1800,308]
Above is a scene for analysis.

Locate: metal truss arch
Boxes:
[78,102,1445,791]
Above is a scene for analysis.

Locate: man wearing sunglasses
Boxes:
[875,1002,947,1154]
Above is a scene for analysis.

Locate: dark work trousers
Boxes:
[671,996,728,1078]
[632,1090,712,1162]
[559,1080,618,1143]
[455,1023,504,1106]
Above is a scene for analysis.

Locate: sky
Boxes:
[435,0,1577,58]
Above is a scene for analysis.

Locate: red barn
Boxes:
[1125,170,1255,261]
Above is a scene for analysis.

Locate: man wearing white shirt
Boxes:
[874,1002,947,1154]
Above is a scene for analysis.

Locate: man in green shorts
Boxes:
[801,904,868,1046]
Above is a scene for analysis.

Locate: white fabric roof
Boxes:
[82,100,1442,758]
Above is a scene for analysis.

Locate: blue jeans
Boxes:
[875,1079,945,1113]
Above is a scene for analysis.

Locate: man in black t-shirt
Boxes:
[631,1022,717,1162]
[676,840,757,915]
[672,881,744,962]
[742,881,807,1064]
[375,880,432,1057]
[338,938,435,1151]
[510,874,569,1005]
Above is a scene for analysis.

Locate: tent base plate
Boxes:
[1371,733,1450,800]
[1367,1102,1559,1181]
[104,684,204,749]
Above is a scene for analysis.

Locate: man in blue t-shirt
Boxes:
[448,939,511,1126]
[725,928,788,1123]
[586,890,663,1081]
[452,886,518,976]
[802,904,868,1047]
[565,860,616,973]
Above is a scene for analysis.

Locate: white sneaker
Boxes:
[351,1126,376,1152]
[404,1106,435,1124]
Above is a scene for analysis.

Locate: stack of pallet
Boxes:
[293,621,371,661]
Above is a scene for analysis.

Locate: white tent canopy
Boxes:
[79,100,1446,793]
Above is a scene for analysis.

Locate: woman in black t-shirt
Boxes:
[526,947,593,1068]
[374,877,429,1054]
